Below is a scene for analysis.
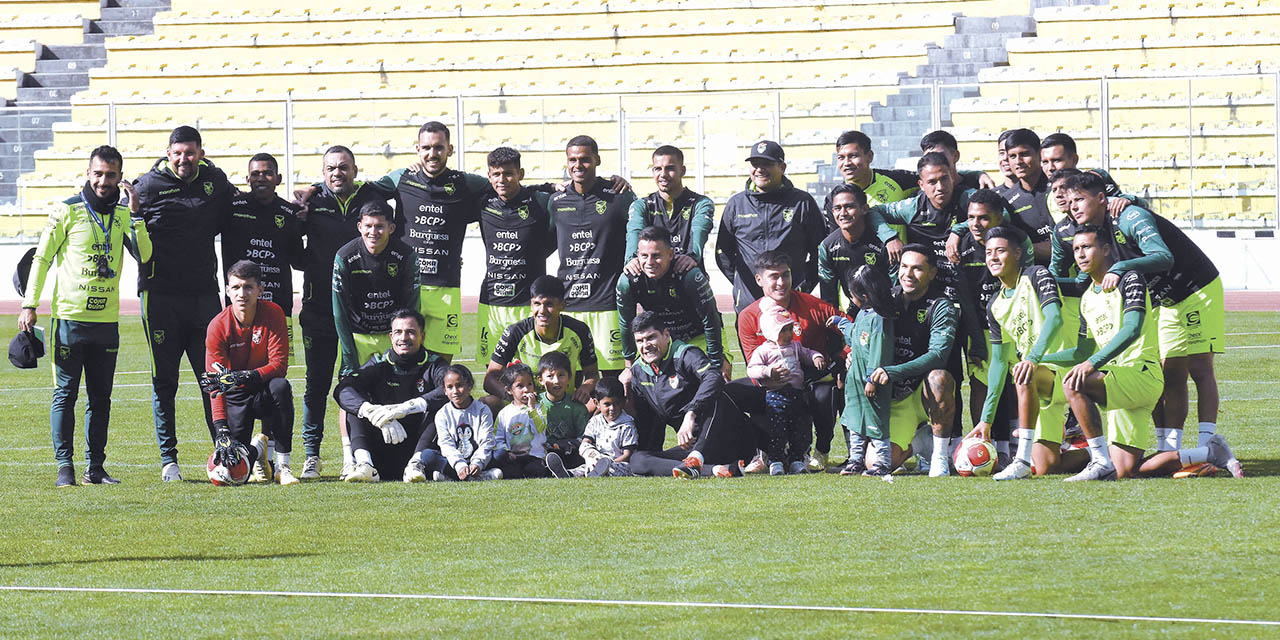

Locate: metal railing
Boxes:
[6,72,1278,235]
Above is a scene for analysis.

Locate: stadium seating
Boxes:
[17,0,1028,211]
[10,0,1280,228]
[0,7,95,102]
[942,0,1280,226]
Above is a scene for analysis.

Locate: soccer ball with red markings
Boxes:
[953,438,997,477]
[207,449,249,486]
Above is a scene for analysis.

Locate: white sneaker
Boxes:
[300,456,322,480]
[340,460,354,481]
[275,464,300,486]
[343,462,379,483]
[248,460,269,484]
[432,470,452,482]
[1064,460,1117,482]
[769,461,784,476]
[929,457,950,477]
[161,462,182,482]
[403,460,427,483]
[250,434,272,480]
[478,468,503,481]
[994,458,1032,481]
[1206,434,1244,478]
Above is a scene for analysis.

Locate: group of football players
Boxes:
[19,119,1244,486]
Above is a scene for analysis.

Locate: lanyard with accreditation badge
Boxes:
[80,193,117,279]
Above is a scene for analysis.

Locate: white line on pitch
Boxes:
[1226,344,1280,350]
[1227,331,1280,336]
[0,586,1276,627]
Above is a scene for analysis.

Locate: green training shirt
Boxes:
[23,191,152,323]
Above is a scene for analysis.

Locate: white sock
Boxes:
[411,450,426,464]
[1178,446,1209,466]
[275,451,290,469]
[1197,422,1216,447]
[995,440,1010,458]
[342,436,354,466]
[1014,428,1033,464]
[251,437,266,459]
[931,436,950,464]
[266,439,276,463]
[1156,428,1181,452]
[687,450,705,465]
[353,448,372,466]
[1086,436,1112,466]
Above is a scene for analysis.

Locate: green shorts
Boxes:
[476,302,528,363]
[967,330,992,384]
[1157,276,1225,358]
[564,309,624,370]
[1033,365,1067,445]
[1099,362,1161,449]
[346,332,392,373]
[1100,362,1163,412]
[888,385,929,451]
[420,286,461,355]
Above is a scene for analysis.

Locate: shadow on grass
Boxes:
[0,551,320,569]
[1239,458,1280,477]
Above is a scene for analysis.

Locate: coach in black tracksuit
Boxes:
[297,178,398,460]
[627,313,763,476]
[715,140,826,315]
[133,127,235,475]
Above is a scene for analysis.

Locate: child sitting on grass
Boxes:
[493,363,551,479]
[547,378,636,477]
[536,351,590,472]
[434,364,500,481]
[746,305,827,475]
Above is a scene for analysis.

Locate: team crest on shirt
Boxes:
[274,214,285,229]
[668,287,678,298]
[668,375,679,389]
[782,208,794,223]
[917,309,927,323]
[152,329,165,344]
[252,327,263,345]
[595,200,607,215]
[416,378,426,393]
[1187,311,1201,327]
[679,206,691,221]
[859,331,870,346]
[443,183,456,196]
[387,263,399,277]
[203,182,214,196]
[1114,229,1127,245]
[516,205,530,220]
[58,345,71,361]
[865,252,877,266]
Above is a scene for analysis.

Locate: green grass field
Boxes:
[1,312,1278,638]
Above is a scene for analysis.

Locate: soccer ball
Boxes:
[953,438,997,477]
[207,449,249,486]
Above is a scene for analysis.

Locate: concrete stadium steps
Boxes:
[0,1,166,204]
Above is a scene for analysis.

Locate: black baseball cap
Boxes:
[12,247,35,297]
[9,329,43,369]
[745,140,785,163]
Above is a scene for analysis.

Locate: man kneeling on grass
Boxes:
[333,308,451,483]
[199,260,295,485]
[1039,226,1241,480]
[627,311,762,478]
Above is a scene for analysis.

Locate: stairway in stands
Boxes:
[0,0,169,205]
[810,0,1106,193]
